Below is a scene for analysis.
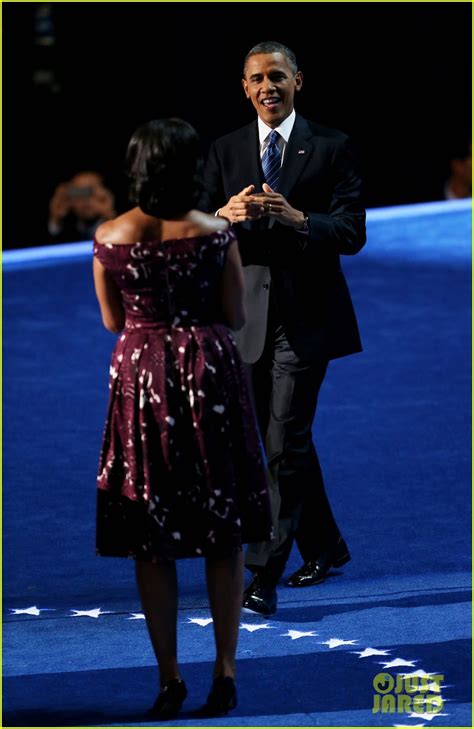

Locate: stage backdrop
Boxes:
[3,1,471,247]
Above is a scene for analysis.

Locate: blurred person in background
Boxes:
[444,140,472,200]
[48,170,115,242]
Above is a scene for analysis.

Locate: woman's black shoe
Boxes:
[149,678,187,720]
[196,676,237,717]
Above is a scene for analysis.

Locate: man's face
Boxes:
[68,173,102,219]
[242,52,303,128]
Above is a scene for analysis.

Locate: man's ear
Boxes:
[242,78,250,99]
[295,71,303,92]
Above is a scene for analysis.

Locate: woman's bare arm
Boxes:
[93,256,125,333]
[221,240,246,331]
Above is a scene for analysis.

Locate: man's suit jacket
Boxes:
[204,114,367,363]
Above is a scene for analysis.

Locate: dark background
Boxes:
[3,1,471,248]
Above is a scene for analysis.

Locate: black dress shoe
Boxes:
[149,678,187,720]
[195,676,237,717]
[242,574,277,615]
[287,537,351,587]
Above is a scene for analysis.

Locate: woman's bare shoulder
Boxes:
[95,209,150,244]
[191,210,230,236]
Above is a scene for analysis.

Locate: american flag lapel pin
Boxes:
[298,149,306,155]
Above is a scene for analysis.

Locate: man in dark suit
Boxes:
[203,41,366,615]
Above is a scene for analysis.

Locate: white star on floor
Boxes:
[187,617,213,626]
[408,712,448,722]
[399,670,445,693]
[281,630,318,640]
[240,623,273,632]
[70,608,111,619]
[9,606,54,616]
[352,647,391,658]
[416,694,447,704]
[400,670,439,679]
[321,638,358,648]
[380,658,417,668]
[426,683,444,693]
[128,613,145,620]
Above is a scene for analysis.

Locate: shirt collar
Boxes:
[258,109,296,146]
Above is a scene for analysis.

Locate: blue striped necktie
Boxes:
[262,130,281,191]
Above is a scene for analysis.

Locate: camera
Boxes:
[68,185,93,199]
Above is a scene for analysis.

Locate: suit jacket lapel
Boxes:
[238,121,264,190]
[278,114,313,199]
[232,121,267,231]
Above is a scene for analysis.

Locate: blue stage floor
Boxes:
[3,199,471,727]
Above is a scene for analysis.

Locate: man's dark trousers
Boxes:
[245,292,341,581]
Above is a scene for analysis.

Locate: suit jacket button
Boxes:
[262,283,269,290]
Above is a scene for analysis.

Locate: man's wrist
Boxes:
[295,212,310,234]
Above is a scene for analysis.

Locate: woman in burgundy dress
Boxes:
[93,119,271,720]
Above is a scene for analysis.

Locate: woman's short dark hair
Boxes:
[126,118,204,219]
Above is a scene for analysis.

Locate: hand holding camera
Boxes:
[49,182,72,226]
[48,172,115,236]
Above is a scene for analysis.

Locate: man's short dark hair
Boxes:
[243,41,298,77]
